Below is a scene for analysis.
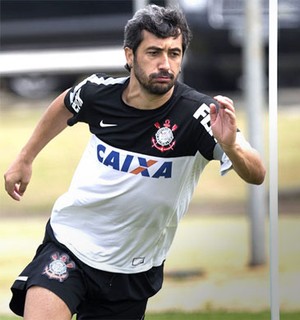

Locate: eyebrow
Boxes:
[146,46,182,53]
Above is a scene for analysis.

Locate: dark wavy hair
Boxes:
[123,4,192,71]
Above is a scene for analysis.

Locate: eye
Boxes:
[170,51,181,58]
[148,50,158,56]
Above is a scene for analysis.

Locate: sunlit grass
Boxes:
[0,101,299,317]
[1,215,299,315]
[0,108,90,214]
[0,311,300,320]
[1,106,300,214]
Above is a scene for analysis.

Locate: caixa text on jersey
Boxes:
[97,144,172,179]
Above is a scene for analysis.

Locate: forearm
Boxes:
[222,143,266,185]
[19,91,72,163]
[4,91,73,200]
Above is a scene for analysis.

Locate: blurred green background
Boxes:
[1,90,299,215]
[0,89,299,317]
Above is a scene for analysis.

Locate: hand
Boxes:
[210,95,237,150]
[4,156,32,201]
[210,95,266,185]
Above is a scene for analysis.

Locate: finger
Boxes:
[13,186,22,201]
[5,177,27,201]
[214,95,233,105]
[214,98,235,114]
[213,96,234,109]
[5,183,22,201]
[224,107,236,117]
[18,180,28,196]
[209,103,218,123]
[223,108,237,126]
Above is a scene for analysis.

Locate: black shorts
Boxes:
[10,221,164,319]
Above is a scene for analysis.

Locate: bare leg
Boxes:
[24,286,72,320]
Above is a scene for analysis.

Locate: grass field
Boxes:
[1,97,300,214]
[1,214,299,316]
[0,93,299,318]
[1,311,300,320]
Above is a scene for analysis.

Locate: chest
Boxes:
[86,100,200,157]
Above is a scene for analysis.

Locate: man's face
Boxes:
[131,30,183,95]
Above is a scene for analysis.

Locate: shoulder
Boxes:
[176,81,216,107]
[171,82,217,158]
[85,73,129,86]
[72,73,129,93]
[65,73,129,110]
[173,82,217,128]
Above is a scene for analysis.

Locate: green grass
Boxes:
[1,216,299,315]
[0,107,91,214]
[1,96,300,317]
[146,312,300,320]
[1,105,300,215]
[0,311,300,320]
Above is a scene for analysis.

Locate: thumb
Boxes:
[18,180,28,196]
[210,103,218,124]
[11,181,29,201]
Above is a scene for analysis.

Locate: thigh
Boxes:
[77,298,147,320]
[10,241,86,317]
[24,286,72,320]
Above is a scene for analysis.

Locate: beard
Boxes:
[133,58,178,95]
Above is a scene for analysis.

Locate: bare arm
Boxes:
[4,90,73,200]
[210,95,266,185]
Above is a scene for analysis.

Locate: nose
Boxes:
[158,53,171,70]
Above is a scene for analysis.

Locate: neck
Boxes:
[122,78,174,110]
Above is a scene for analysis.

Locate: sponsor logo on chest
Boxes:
[97,143,172,178]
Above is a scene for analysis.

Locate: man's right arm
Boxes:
[4,90,73,201]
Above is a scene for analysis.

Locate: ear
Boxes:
[124,47,134,69]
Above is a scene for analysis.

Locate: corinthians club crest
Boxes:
[43,252,75,282]
[152,119,178,152]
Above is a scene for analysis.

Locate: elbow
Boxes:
[251,174,265,185]
[248,164,266,185]
[245,150,267,185]
[236,162,266,185]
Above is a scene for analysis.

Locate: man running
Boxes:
[4,4,265,320]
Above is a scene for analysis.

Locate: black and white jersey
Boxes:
[50,73,241,274]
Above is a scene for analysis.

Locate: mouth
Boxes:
[154,77,171,83]
[151,72,174,83]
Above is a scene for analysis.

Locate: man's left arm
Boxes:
[210,95,266,185]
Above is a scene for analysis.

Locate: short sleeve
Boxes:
[64,74,98,126]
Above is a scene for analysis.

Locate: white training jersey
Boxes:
[50,73,242,274]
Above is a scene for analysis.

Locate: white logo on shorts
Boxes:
[43,252,75,282]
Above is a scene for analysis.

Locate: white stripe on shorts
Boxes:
[16,276,28,282]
